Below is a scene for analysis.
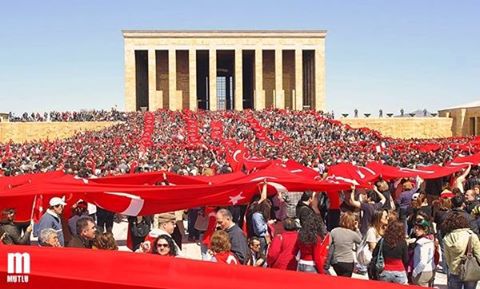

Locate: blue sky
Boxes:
[0,0,479,115]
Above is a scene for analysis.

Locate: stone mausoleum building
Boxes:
[123,30,326,112]
[439,100,480,136]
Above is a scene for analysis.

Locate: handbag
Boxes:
[375,238,385,273]
[459,233,480,282]
[368,238,385,280]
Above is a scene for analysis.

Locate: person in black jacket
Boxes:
[0,208,31,245]
[216,208,249,264]
[296,191,327,237]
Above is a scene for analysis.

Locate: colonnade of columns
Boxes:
[125,48,325,112]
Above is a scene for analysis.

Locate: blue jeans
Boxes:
[448,273,478,289]
[378,270,408,284]
[297,263,318,274]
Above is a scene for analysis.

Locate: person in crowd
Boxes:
[407,192,432,234]
[376,180,395,211]
[372,221,408,284]
[216,208,249,264]
[397,181,418,222]
[411,219,436,287]
[296,191,328,236]
[250,182,273,254]
[448,195,479,235]
[329,211,362,277]
[297,215,327,274]
[96,207,115,234]
[465,189,479,214]
[34,197,66,246]
[366,209,389,253]
[68,200,89,236]
[246,237,266,267]
[0,208,32,245]
[267,217,299,271]
[144,212,182,255]
[128,215,152,251]
[209,230,239,265]
[92,232,118,250]
[443,212,480,289]
[453,165,471,194]
[67,216,97,248]
[39,228,62,247]
[151,234,177,257]
[349,187,386,236]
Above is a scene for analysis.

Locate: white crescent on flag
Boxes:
[233,150,242,162]
[103,192,145,216]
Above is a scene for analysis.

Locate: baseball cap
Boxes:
[49,197,66,207]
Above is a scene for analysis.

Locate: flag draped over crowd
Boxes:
[1,152,479,221]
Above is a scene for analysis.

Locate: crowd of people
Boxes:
[0,109,475,178]
[1,109,480,288]
[7,108,128,122]
[1,172,480,288]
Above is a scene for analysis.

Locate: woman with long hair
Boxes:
[151,234,177,256]
[297,214,327,274]
[372,221,408,284]
[366,209,388,252]
[329,212,362,277]
[443,212,480,289]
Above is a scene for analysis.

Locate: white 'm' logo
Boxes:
[7,252,30,283]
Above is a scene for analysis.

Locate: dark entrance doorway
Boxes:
[242,50,254,109]
[135,50,148,111]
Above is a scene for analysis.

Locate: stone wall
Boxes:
[0,122,119,143]
[341,117,453,139]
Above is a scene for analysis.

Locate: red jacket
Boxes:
[267,231,299,270]
[297,234,329,273]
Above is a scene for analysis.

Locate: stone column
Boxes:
[168,49,177,110]
[148,49,158,111]
[255,48,265,110]
[125,48,136,111]
[275,49,284,109]
[234,48,243,111]
[294,49,303,110]
[314,46,326,111]
[209,48,217,111]
[189,49,197,110]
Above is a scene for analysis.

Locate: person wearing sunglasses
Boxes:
[151,234,177,257]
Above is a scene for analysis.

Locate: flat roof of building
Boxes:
[122,30,327,38]
[439,100,480,111]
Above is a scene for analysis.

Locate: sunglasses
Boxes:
[156,243,170,248]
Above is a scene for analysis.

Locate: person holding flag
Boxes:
[34,197,67,246]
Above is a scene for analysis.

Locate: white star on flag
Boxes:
[229,192,245,205]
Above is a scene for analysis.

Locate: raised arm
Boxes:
[349,186,361,208]
[374,186,386,205]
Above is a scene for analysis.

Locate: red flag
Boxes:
[32,194,44,223]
